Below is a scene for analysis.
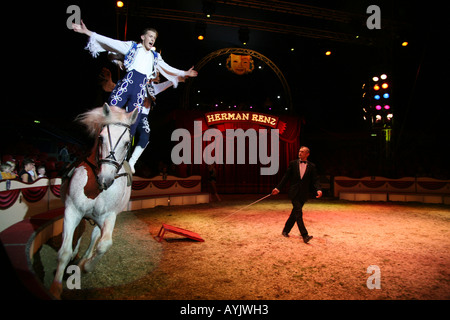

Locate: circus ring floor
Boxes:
[33,195,450,300]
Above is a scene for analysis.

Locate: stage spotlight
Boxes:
[195,22,206,40]
[116,1,124,7]
[375,105,382,110]
[372,76,379,82]
[382,83,388,89]
[202,0,216,18]
[325,50,331,56]
[374,84,380,91]
[380,74,387,80]
[384,105,390,110]
[383,93,390,99]
[239,27,250,45]
[374,94,380,100]
[402,41,408,47]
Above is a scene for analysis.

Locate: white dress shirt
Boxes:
[299,160,307,179]
[86,32,186,88]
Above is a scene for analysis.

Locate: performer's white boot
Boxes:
[128,146,145,174]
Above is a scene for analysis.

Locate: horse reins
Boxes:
[85,122,132,183]
[97,122,131,173]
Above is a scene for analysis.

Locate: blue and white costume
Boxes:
[86,32,185,137]
[85,32,187,171]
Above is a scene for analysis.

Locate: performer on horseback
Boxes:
[72,21,198,173]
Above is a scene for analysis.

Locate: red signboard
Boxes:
[205,111,279,129]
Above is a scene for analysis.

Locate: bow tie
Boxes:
[299,160,307,164]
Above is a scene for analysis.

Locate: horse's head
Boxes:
[78,103,139,190]
[97,104,139,190]
[96,124,130,190]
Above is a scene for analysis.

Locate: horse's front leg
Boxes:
[79,214,117,273]
[78,225,100,271]
[50,206,82,299]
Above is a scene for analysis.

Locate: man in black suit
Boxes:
[272,146,322,243]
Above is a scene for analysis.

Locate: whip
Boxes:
[219,193,272,221]
[156,193,273,242]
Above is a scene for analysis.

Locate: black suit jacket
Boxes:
[276,159,321,202]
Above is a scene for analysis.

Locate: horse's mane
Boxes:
[76,105,133,136]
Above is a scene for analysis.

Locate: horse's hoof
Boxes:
[78,259,93,273]
[78,259,87,272]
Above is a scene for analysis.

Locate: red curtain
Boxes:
[132,180,151,190]
[360,180,386,188]
[0,189,21,209]
[171,110,301,193]
[418,181,447,190]
[152,180,177,189]
[21,186,48,203]
[0,178,203,210]
[334,180,359,188]
[0,186,50,209]
[50,184,61,197]
[177,180,201,189]
[388,181,415,189]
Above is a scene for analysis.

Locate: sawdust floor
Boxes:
[34,195,450,300]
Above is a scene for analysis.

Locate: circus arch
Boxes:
[182,47,293,111]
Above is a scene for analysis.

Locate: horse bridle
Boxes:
[83,122,133,184]
[97,122,132,172]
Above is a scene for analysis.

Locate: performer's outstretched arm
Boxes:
[72,20,92,36]
[72,20,132,57]
[157,55,198,88]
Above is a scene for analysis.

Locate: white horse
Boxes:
[50,103,139,299]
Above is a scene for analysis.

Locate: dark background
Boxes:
[2,0,447,179]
